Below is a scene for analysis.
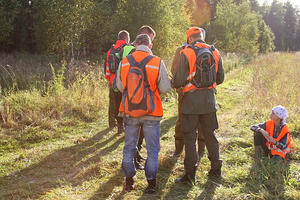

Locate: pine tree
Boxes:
[283,1,297,51]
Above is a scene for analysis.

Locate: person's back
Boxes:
[105,30,130,132]
[172,27,224,183]
[116,34,170,193]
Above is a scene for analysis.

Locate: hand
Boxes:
[250,125,260,132]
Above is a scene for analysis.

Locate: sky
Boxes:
[257,0,300,8]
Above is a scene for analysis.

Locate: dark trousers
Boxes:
[254,132,270,155]
[175,89,205,144]
[108,87,123,128]
[181,112,222,174]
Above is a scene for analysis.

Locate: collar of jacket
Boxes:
[114,40,127,49]
[191,39,205,46]
[135,45,153,55]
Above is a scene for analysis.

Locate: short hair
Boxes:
[138,25,156,40]
[134,34,151,46]
[117,30,130,41]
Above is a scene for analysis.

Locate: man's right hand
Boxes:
[250,125,261,132]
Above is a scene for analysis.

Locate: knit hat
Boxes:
[272,105,288,125]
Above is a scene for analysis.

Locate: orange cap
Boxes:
[186,27,202,40]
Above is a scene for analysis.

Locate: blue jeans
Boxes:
[122,117,160,180]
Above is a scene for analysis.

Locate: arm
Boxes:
[216,55,224,85]
[171,47,184,75]
[116,62,124,92]
[172,53,189,89]
[157,60,171,94]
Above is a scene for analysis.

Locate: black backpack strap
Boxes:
[127,54,154,87]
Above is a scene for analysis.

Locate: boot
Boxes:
[145,179,156,194]
[175,174,195,185]
[198,140,205,160]
[255,146,262,159]
[175,166,196,185]
[124,177,134,192]
[208,160,222,178]
[173,140,184,157]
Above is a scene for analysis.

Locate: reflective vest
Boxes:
[119,51,163,117]
[105,40,127,85]
[180,42,220,93]
[265,120,292,159]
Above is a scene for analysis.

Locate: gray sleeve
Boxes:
[216,56,225,85]
[172,53,189,88]
[157,60,171,94]
[116,62,124,92]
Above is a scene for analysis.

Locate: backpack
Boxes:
[190,45,216,88]
[108,44,125,73]
[122,54,155,117]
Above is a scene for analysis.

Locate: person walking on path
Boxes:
[172,27,225,184]
[116,34,171,193]
[105,30,130,134]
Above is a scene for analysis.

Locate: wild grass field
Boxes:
[0,52,299,200]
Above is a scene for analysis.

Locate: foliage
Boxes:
[33,0,94,57]
[257,15,275,53]
[211,0,259,55]
[114,0,189,57]
[0,0,21,50]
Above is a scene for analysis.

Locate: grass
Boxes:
[0,52,299,199]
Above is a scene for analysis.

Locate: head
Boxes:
[117,30,130,43]
[138,25,156,41]
[134,34,152,49]
[186,27,205,44]
[270,105,288,126]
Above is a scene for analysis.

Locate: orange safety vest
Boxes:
[180,42,220,93]
[265,120,292,159]
[119,51,163,117]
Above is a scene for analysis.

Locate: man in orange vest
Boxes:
[105,30,130,133]
[115,34,171,193]
[171,34,206,159]
[251,105,292,160]
[172,27,224,183]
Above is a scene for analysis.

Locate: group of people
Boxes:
[104,25,292,194]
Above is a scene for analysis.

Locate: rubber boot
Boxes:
[175,166,196,185]
[255,146,262,159]
[198,140,205,160]
[173,139,184,157]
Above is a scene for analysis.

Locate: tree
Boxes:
[296,18,300,51]
[33,0,94,58]
[266,0,285,51]
[283,1,297,51]
[0,0,21,51]
[257,15,275,53]
[211,0,259,55]
[114,0,189,57]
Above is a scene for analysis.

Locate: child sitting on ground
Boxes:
[250,105,292,160]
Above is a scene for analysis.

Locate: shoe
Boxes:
[134,159,144,170]
[124,177,134,192]
[145,179,156,194]
[208,168,221,178]
[175,174,195,185]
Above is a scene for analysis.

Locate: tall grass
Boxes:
[0,54,107,151]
